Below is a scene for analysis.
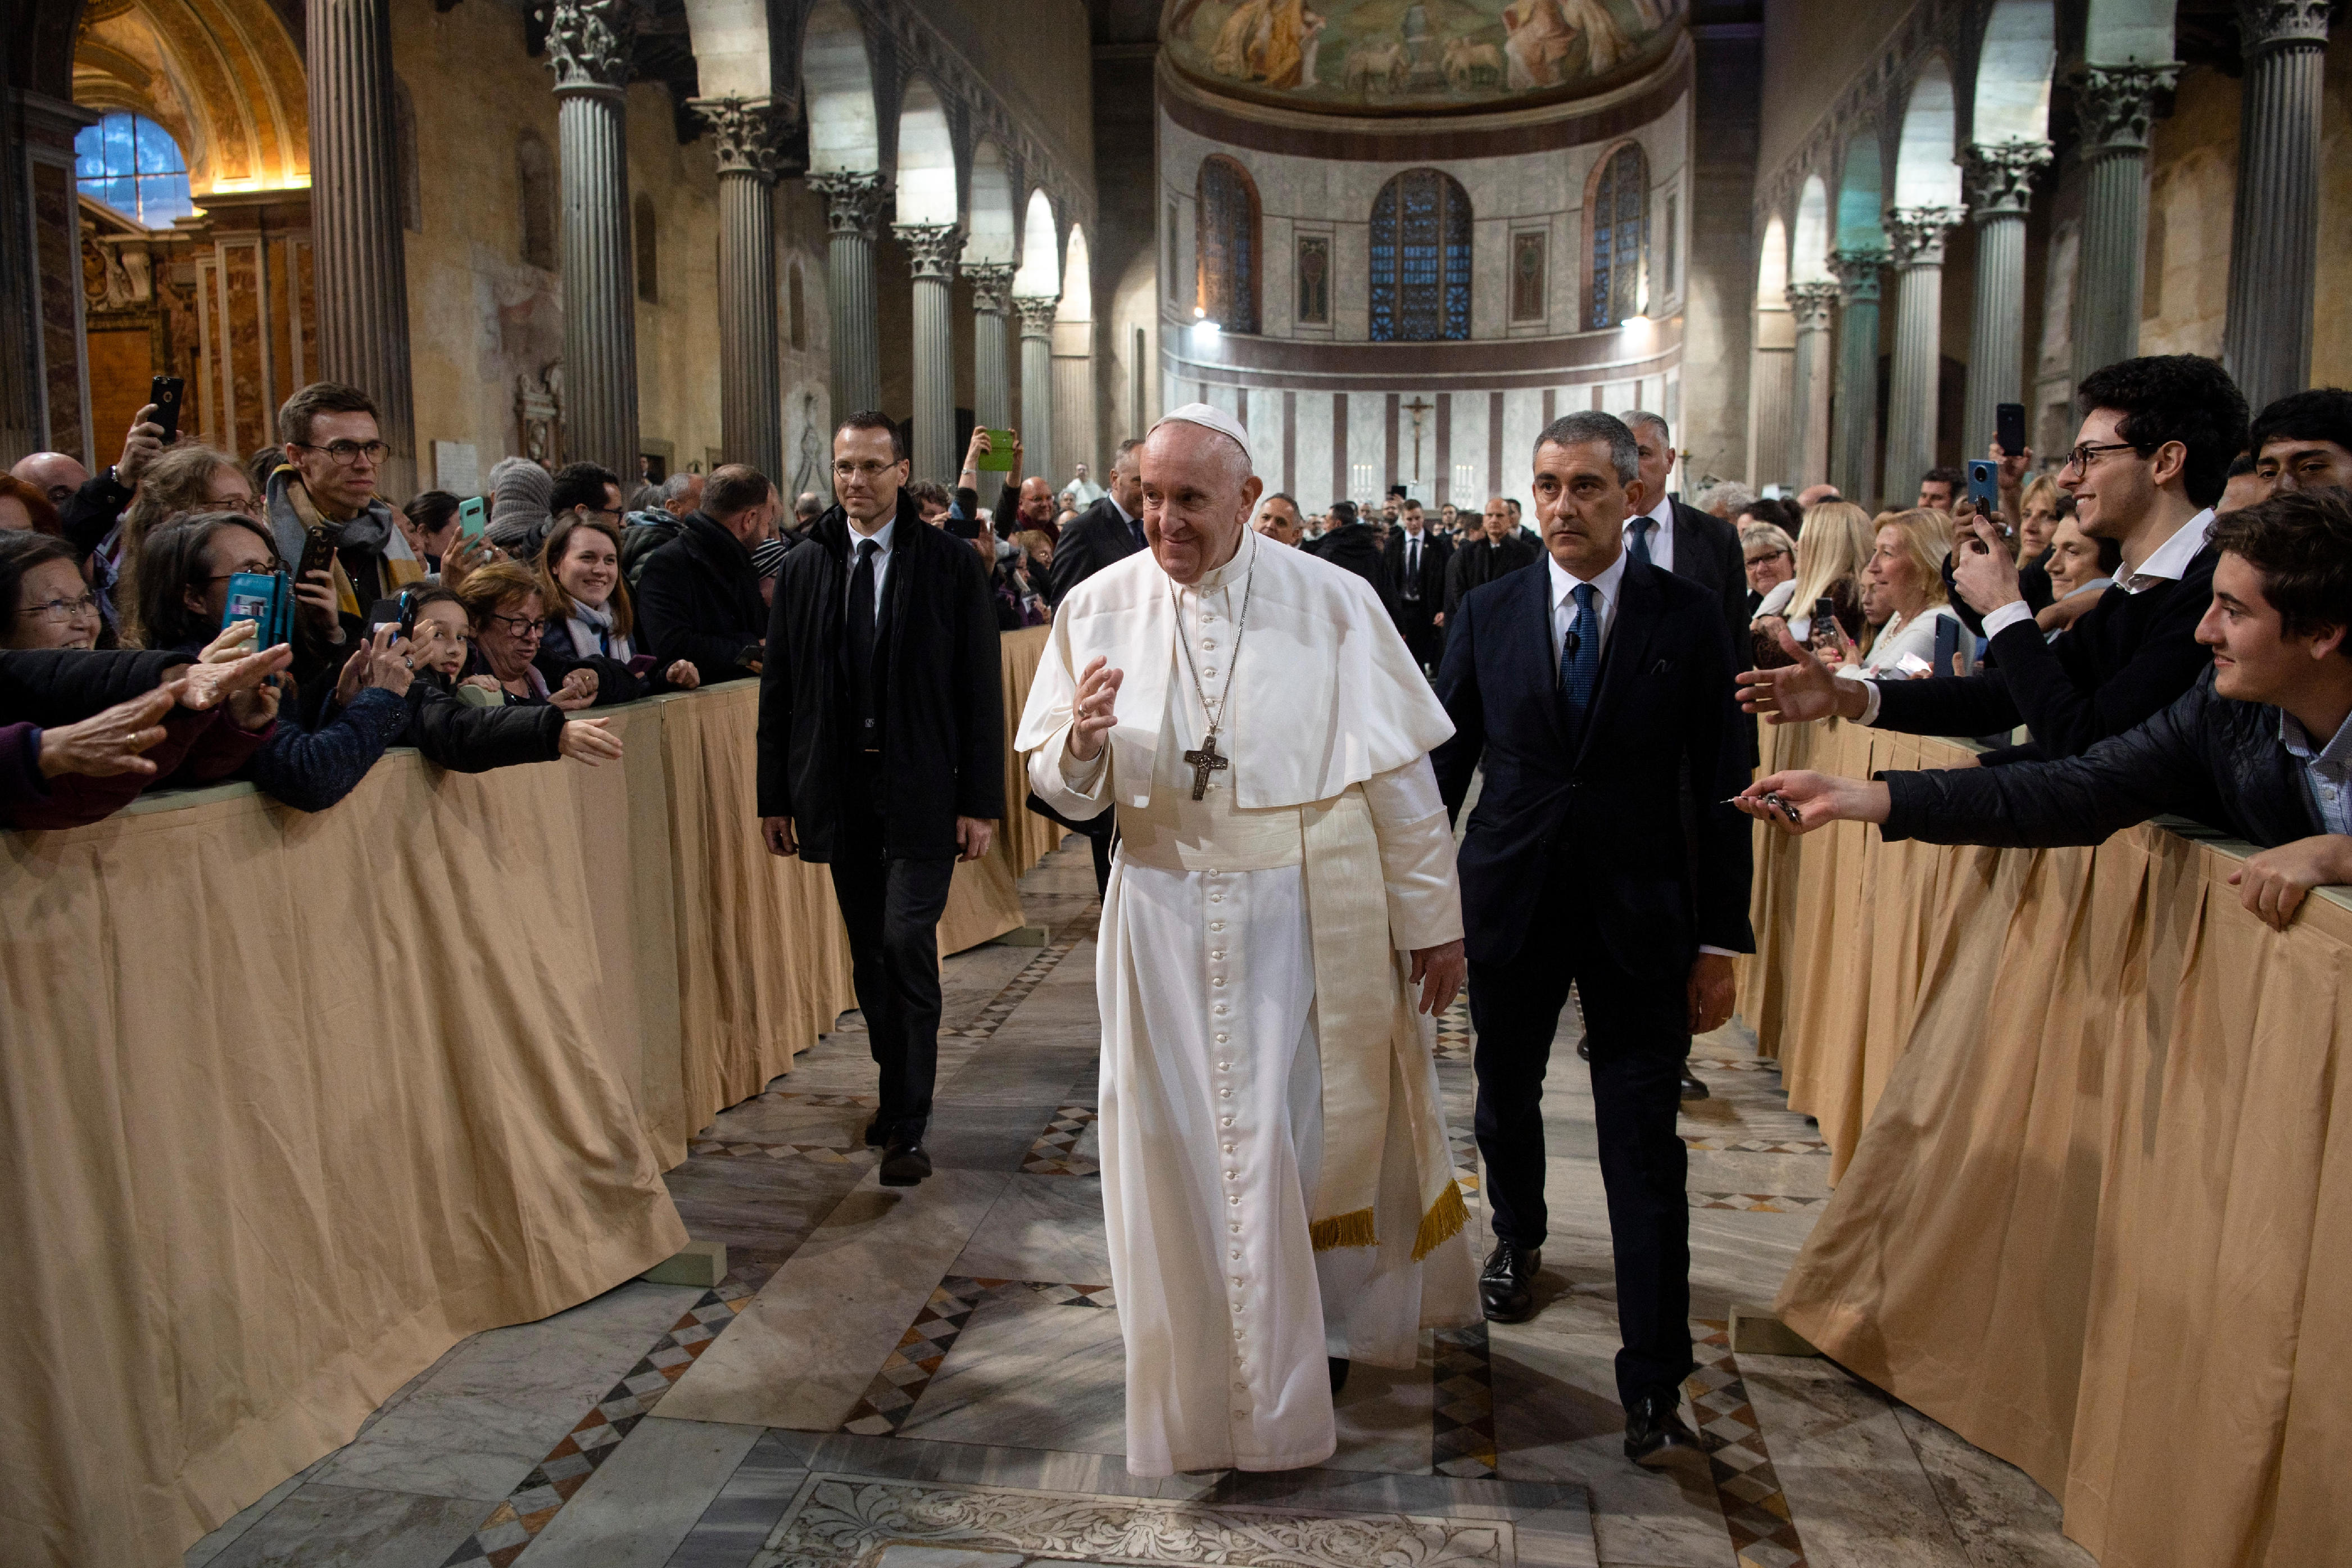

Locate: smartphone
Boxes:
[149,374,184,443]
[1995,402,2027,458]
[365,591,416,641]
[223,572,291,650]
[975,429,1017,473]
[294,522,336,588]
[1933,614,1966,678]
[457,495,488,540]
[1809,595,1840,651]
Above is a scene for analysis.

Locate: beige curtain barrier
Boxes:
[0,627,1060,1568]
[1744,717,2350,1566]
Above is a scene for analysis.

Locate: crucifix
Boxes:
[1184,734,1230,800]
[1402,396,1435,483]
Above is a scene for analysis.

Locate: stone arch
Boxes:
[1836,129,1884,251]
[71,0,308,194]
[1791,175,1831,283]
[1013,187,1061,299]
[965,139,1017,266]
[1892,57,1961,210]
[801,0,880,175]
[893,76,958,228]
[1059,224,1094,325]
[1975,0,2055,145]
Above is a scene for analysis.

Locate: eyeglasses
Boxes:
[291,439,389,466]
[19,592,99,623]
[2059,441,2145,474]
[1744,550,1792,565]
[486,611,547,638]
[833,460,897,479]
[208,495,266,517]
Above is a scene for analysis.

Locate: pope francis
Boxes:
[1017,404,1480,1476]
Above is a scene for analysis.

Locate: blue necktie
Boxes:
[1558,583,1600,730]
[1626,516,1653,567]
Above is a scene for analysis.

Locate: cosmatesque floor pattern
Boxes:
[187,841,2095,1568]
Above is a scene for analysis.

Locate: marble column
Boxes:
[895,223,963,482]
[808,171,886,418]
[1748,298,1794,491]
[2223,0,2334,415]
[1827,247,1886,503]
[1015,294,1058,487]
[1960,142,2051,461]
[693,96,786,480]
[1880,209,1960,507]
[2072,62,2178,389]
[548,0,640,474]
[308,0,417,493]
[966,265,1016,432]
[1785,282,1839,490]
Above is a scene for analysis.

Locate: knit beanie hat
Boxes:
[486,456,552,549]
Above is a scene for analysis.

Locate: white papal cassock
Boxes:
[1018,523,1479,1476]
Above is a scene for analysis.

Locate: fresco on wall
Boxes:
[1163,0,1680,112]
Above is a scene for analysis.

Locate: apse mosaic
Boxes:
[1163,0,1681,113]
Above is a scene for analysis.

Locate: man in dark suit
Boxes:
[1049,437,1145,607]
[1307,500,1399,619]
[1444,497,1539,622]
[1382,499,1452,670]
[757,411,1005,1188]
[637,463,775,685]
[1433,410,1753,1470]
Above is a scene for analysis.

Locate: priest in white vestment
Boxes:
[1016,405,1479,1477]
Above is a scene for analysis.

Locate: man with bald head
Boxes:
[1018,404,1479,1478]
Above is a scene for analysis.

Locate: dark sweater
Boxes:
[1870,545,2219,764]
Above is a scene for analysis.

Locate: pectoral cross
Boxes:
[1184,733,1230,800]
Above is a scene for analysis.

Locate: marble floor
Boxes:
[185,841,2095,1568]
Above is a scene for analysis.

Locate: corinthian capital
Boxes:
[1962,140,2052,219]
[1884,207,1963,268]
[894,223,964,282]
[2238,0,2333,55]
[808,170,889,239]
[2074,62,2181,154]
[690,96,790,180]
[1784,280,1839,330]
[1827,247,1887,303]
[966,264,1017,315]
[1013,295,1061,337]
[546,0,636,93]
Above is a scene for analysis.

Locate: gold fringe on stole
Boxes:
[1412,1182,1469,1262]
[1309,1207,1379,1252]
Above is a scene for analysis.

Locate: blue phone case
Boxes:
[222,572,292,649]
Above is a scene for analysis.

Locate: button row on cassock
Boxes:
[1207,866,1254,1424]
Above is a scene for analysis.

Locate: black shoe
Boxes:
[863,1113,885,1146]
[1623,1389,1705,1467]
[1576,1037,1592,1062]
[879,1130,932,1186]
[1329,1357,1349,1395]
[1678,1066,1710,1101]
[1479,1240,1541,1323]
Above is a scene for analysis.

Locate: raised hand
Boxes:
[1067,654,1123,762]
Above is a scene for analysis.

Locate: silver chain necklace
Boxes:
[1170,545,1257,800]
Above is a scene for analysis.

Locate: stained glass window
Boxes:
[1589,143,1648,329]
[74,112,192,228]
[1369,169,1471,343]
[1196,156,1260,334]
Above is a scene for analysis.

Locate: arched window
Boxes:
[635,191,658,303]
[74,112,193,227]
[1369,169,1471,342]
[517,133,556,271]
[1588,142,1648,329]
[1195,155,1260,334]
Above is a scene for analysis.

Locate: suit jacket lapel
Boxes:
[1578,560,1658,764]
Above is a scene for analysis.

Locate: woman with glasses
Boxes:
[111,443,260,645]
[1,533,104,651]
[450,559,599,709]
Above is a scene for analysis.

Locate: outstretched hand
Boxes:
[1729,771,1891,836]
[1737,626,1851,724]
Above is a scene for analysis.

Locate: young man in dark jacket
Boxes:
[756,412,1005,1187]
[1738,355,2250,764]
[636,464,774,685]
[1740,487,2352,933]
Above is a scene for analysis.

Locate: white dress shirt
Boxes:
[1978,506,2214,642]
[1401,527,1428,600]
[845,515,896,615]
[1625,490,1676,575]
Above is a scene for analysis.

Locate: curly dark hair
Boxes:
[2074,355,2249,510]
[2208,486,2352,658]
